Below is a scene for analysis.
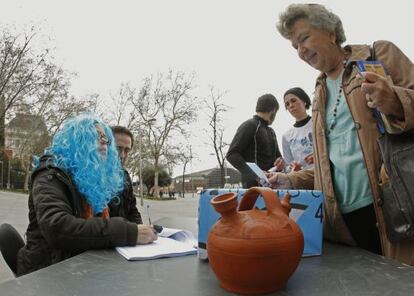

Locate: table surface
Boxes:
[1,218,413,296]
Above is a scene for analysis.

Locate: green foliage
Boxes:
[142,166,171,191]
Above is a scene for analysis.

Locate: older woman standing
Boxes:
[270,3,414,265]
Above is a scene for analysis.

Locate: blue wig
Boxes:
[40,113,124,214]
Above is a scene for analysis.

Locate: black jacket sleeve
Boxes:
[226,119,259,186]
[123,171,143,224]
[32,171,138,251]
[273,130,282,159]
[226,119,256,172]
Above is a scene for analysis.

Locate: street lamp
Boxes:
[138,139,144,206]
[6,158,11,189]
[139,118,156,207]
[189,146,194,198]
[0,160,3,189]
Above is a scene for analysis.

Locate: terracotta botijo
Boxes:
[207,187,304,294]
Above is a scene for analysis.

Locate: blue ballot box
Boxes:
[198,188,324,259]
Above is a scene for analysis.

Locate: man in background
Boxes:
[110,126,143,224]
[226,94,283,188]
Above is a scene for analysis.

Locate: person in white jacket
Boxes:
[281,87,314,172]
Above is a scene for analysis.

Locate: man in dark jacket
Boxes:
[17,114,157,276]
[226,94,283,188]
[109,126,143,224]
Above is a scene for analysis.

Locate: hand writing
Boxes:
[137,224,158,245]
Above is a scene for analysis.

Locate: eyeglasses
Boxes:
[98,132,111,145]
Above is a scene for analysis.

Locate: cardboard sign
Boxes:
[198,188,324,259]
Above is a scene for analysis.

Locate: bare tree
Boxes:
[9,97,97,190]
[10,63,97,190]
[179,145,193,197]
[204,87,230,187]
[161,143,194,197]
[0,27,51,156]
[105,82,136,128]
[0,25,104,189]
[131,70,199,196]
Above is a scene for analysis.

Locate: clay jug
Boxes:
[207,187,304,295]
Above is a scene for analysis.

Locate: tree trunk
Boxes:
[181,162,187,198]
[153,159,160,197]
[0,96,5,162]
[23,159,31,191]
[220,164,225,187]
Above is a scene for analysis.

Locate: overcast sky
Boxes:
[1,0,413,177]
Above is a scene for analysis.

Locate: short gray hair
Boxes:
[276,3,346,45]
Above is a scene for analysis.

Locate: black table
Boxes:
[1,219,413,296]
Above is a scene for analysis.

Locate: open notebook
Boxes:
[116,227,197,261]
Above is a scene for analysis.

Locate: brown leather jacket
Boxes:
[288,41,414,265]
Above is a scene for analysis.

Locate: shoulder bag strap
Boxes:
[369,42,386,135]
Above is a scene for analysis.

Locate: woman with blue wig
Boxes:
[17,113,157,276]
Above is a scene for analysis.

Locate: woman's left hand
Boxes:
[273,157,285,172]
[359,71,404,120]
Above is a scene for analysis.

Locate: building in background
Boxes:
[173,167,241,193]
[4,113,49,189]
[5,113,48,154]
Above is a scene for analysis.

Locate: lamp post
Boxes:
[0,160,3,189]
[7,158,11,189]
[5,149,13,189]
[139,137,144,206]
[139,118,156,207]
[190,146,194,198]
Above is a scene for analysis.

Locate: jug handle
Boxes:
[238,187,284,214]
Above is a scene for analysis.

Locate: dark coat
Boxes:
[226,115,281,187]
[17,156,138,276]
[109,169,143,224]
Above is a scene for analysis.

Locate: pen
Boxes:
[146,204,152,225]
[146,204,163,233]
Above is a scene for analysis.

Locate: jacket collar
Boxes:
[316,44,371,85]
[253,115,269,126]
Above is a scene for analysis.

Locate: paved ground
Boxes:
[0,190,199,283]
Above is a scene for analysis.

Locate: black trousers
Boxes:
[342,204,382,255]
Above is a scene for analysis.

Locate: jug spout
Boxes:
[210,192,238,221]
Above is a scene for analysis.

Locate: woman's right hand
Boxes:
[136,224,158,245]
[304,153,314,165]
[289,161,302,172]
